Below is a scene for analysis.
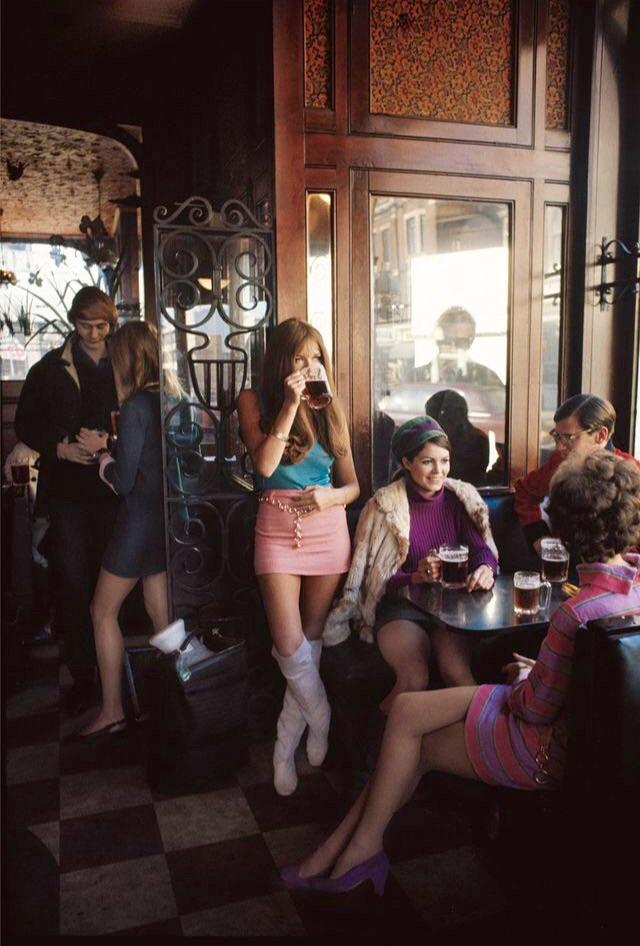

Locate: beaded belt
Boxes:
[258,493,312,548]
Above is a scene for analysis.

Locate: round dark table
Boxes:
[406,573,567,635]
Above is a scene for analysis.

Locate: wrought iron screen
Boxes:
[153,196,275,626]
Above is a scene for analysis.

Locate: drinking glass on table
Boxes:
[300,363,332,410]
[513,571,551,615]
[438,544,469,589]
[539,537,569,583]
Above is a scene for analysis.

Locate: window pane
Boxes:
[540,205,565,464]
[306,192,333,357]
[372,196,510,490]
[0,242,106,380]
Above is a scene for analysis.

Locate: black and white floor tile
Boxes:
[4,639,553,939]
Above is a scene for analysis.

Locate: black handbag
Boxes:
[147,628,249,794]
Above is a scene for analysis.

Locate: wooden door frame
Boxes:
[351,169,533,498]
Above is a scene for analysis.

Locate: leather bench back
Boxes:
[484,492,539,574]
[565,614,640,795]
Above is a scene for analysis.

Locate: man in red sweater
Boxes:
[515,394,639,552]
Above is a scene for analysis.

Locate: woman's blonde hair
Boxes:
[109,321,159,400]
[259,318,348,462]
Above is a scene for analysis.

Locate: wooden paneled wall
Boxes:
[273,0,639,491]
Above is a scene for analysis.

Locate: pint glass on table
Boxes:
[513,571,551,615]
[540,538,569,583]
[438,544,469,589]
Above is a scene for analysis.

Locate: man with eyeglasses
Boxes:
[15,286,120,715]
[514,394,639,553]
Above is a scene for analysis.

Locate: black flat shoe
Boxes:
[67,718,127,743]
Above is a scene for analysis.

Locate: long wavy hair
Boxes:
[109,321,160,402]
[259,318,348,463]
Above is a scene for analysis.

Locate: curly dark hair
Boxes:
[547,450,640,563]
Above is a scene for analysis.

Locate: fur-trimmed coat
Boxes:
[322,477,499,646]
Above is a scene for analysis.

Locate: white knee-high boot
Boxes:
[305,639,327,766]
[273,639,324,796]
[272,637,330,783]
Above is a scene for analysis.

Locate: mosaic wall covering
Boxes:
[0,119,137,237]
[546,0,570,130]
[369,0,513,125]
[304,0,332,109]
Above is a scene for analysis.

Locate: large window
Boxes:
[371,196,510,490]
[0,241,107,380]
[539,205,566,463]
[306,192,334,356]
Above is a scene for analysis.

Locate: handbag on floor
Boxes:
[147,627,248,794]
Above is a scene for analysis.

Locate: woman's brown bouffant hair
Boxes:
[259,318,348,463]
[109,321,160,401]
[547,450,640,563]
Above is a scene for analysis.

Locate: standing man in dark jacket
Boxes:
[15,287,120,714]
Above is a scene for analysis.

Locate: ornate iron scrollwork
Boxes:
[154,197,275,624]
[595,237,640,310]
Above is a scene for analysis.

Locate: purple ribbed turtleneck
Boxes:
[387,480,498,591]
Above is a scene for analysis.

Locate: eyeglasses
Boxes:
[549,427,594,446]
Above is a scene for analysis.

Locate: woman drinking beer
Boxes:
[237,318,360,796]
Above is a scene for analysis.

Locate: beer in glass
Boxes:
[438,544,469,589]
[513,571,551,615]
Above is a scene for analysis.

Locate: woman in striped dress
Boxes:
[281,450,640,895]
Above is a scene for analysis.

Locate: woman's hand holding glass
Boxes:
[413,550,441,584]
[466,564,494,592]
[283,370,307,407]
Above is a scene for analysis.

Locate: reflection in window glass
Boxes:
[540,205,565,464]
[306,192,333,357]
[371,196,510,490]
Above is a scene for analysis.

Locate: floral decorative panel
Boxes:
[304,0,332,109]
[370,0,514,125]
[546,0,570,130]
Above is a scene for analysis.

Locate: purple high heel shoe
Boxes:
[310,850,389,897]
[280,864,326,891]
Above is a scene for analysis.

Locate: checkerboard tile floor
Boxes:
[5,641,529,938]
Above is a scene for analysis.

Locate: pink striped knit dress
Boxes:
[464,554,640,790]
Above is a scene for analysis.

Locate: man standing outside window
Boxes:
[15,287,120,715]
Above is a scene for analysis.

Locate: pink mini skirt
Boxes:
[254,489,352,576]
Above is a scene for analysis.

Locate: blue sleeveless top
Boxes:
[256,440,334,490]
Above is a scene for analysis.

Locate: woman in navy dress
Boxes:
[75,321,169,737]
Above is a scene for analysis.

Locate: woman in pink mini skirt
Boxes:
[237,319,359,795]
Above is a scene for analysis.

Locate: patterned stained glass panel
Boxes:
[304,0,332,109]
[370,0,514,125]
[546,0,570,130]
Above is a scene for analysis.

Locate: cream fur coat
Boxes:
[322,476,499,646]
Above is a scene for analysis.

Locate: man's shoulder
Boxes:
[613,446,640,468]
[24,343,67,378]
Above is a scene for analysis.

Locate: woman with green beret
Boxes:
[324,415,498,708]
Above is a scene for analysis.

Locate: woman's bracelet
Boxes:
[270,430,290,443]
